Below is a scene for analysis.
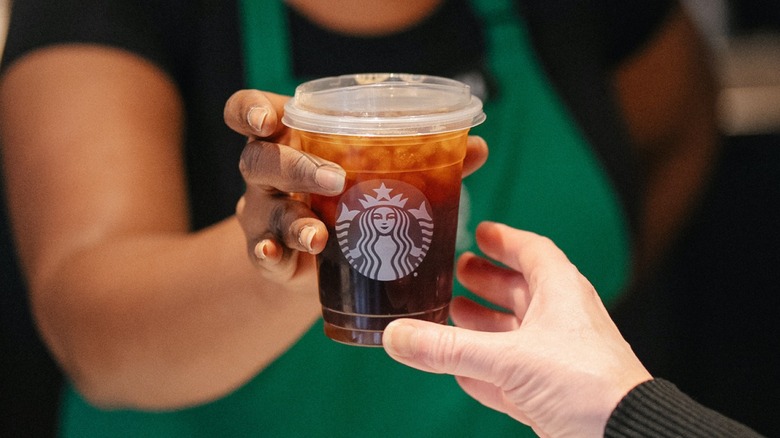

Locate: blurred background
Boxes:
[1,0,779,436]
[615,1,780,436]
[684,0,780,135]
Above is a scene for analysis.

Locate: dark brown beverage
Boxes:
[282,73,485,346]
[299,131,467,346]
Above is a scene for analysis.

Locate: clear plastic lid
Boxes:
[282,73,486,136]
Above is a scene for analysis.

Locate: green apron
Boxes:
[60,0,630,436]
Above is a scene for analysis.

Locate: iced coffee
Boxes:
[283,73,485,346]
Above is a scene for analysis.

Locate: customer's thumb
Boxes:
[383,319,496,381]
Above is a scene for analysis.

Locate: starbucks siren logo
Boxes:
[336,180,433,281]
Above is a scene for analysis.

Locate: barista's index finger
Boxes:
[224,89,290,138]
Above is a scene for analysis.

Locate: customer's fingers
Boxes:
[448,296,520,333]
[475,222,578,298]
[456,251,530,314]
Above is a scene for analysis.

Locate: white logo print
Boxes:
[336,180,433,281]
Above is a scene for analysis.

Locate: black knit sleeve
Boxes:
[605,379,765,437]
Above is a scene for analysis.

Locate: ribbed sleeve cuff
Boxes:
[604,379,764,437]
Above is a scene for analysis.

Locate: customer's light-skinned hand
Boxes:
[383,221,652,438]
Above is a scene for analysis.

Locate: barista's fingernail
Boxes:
[314,165,346,193]
[383,322,417,359]
[298,225,317,253]
[254,240,270,260]
[247,106,268,134]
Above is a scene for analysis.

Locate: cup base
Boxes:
[323,323,385,347]
[322,305,449,347]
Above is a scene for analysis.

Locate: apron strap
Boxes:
[239,0,298,94]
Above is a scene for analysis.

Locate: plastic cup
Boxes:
[283,73,485,346]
